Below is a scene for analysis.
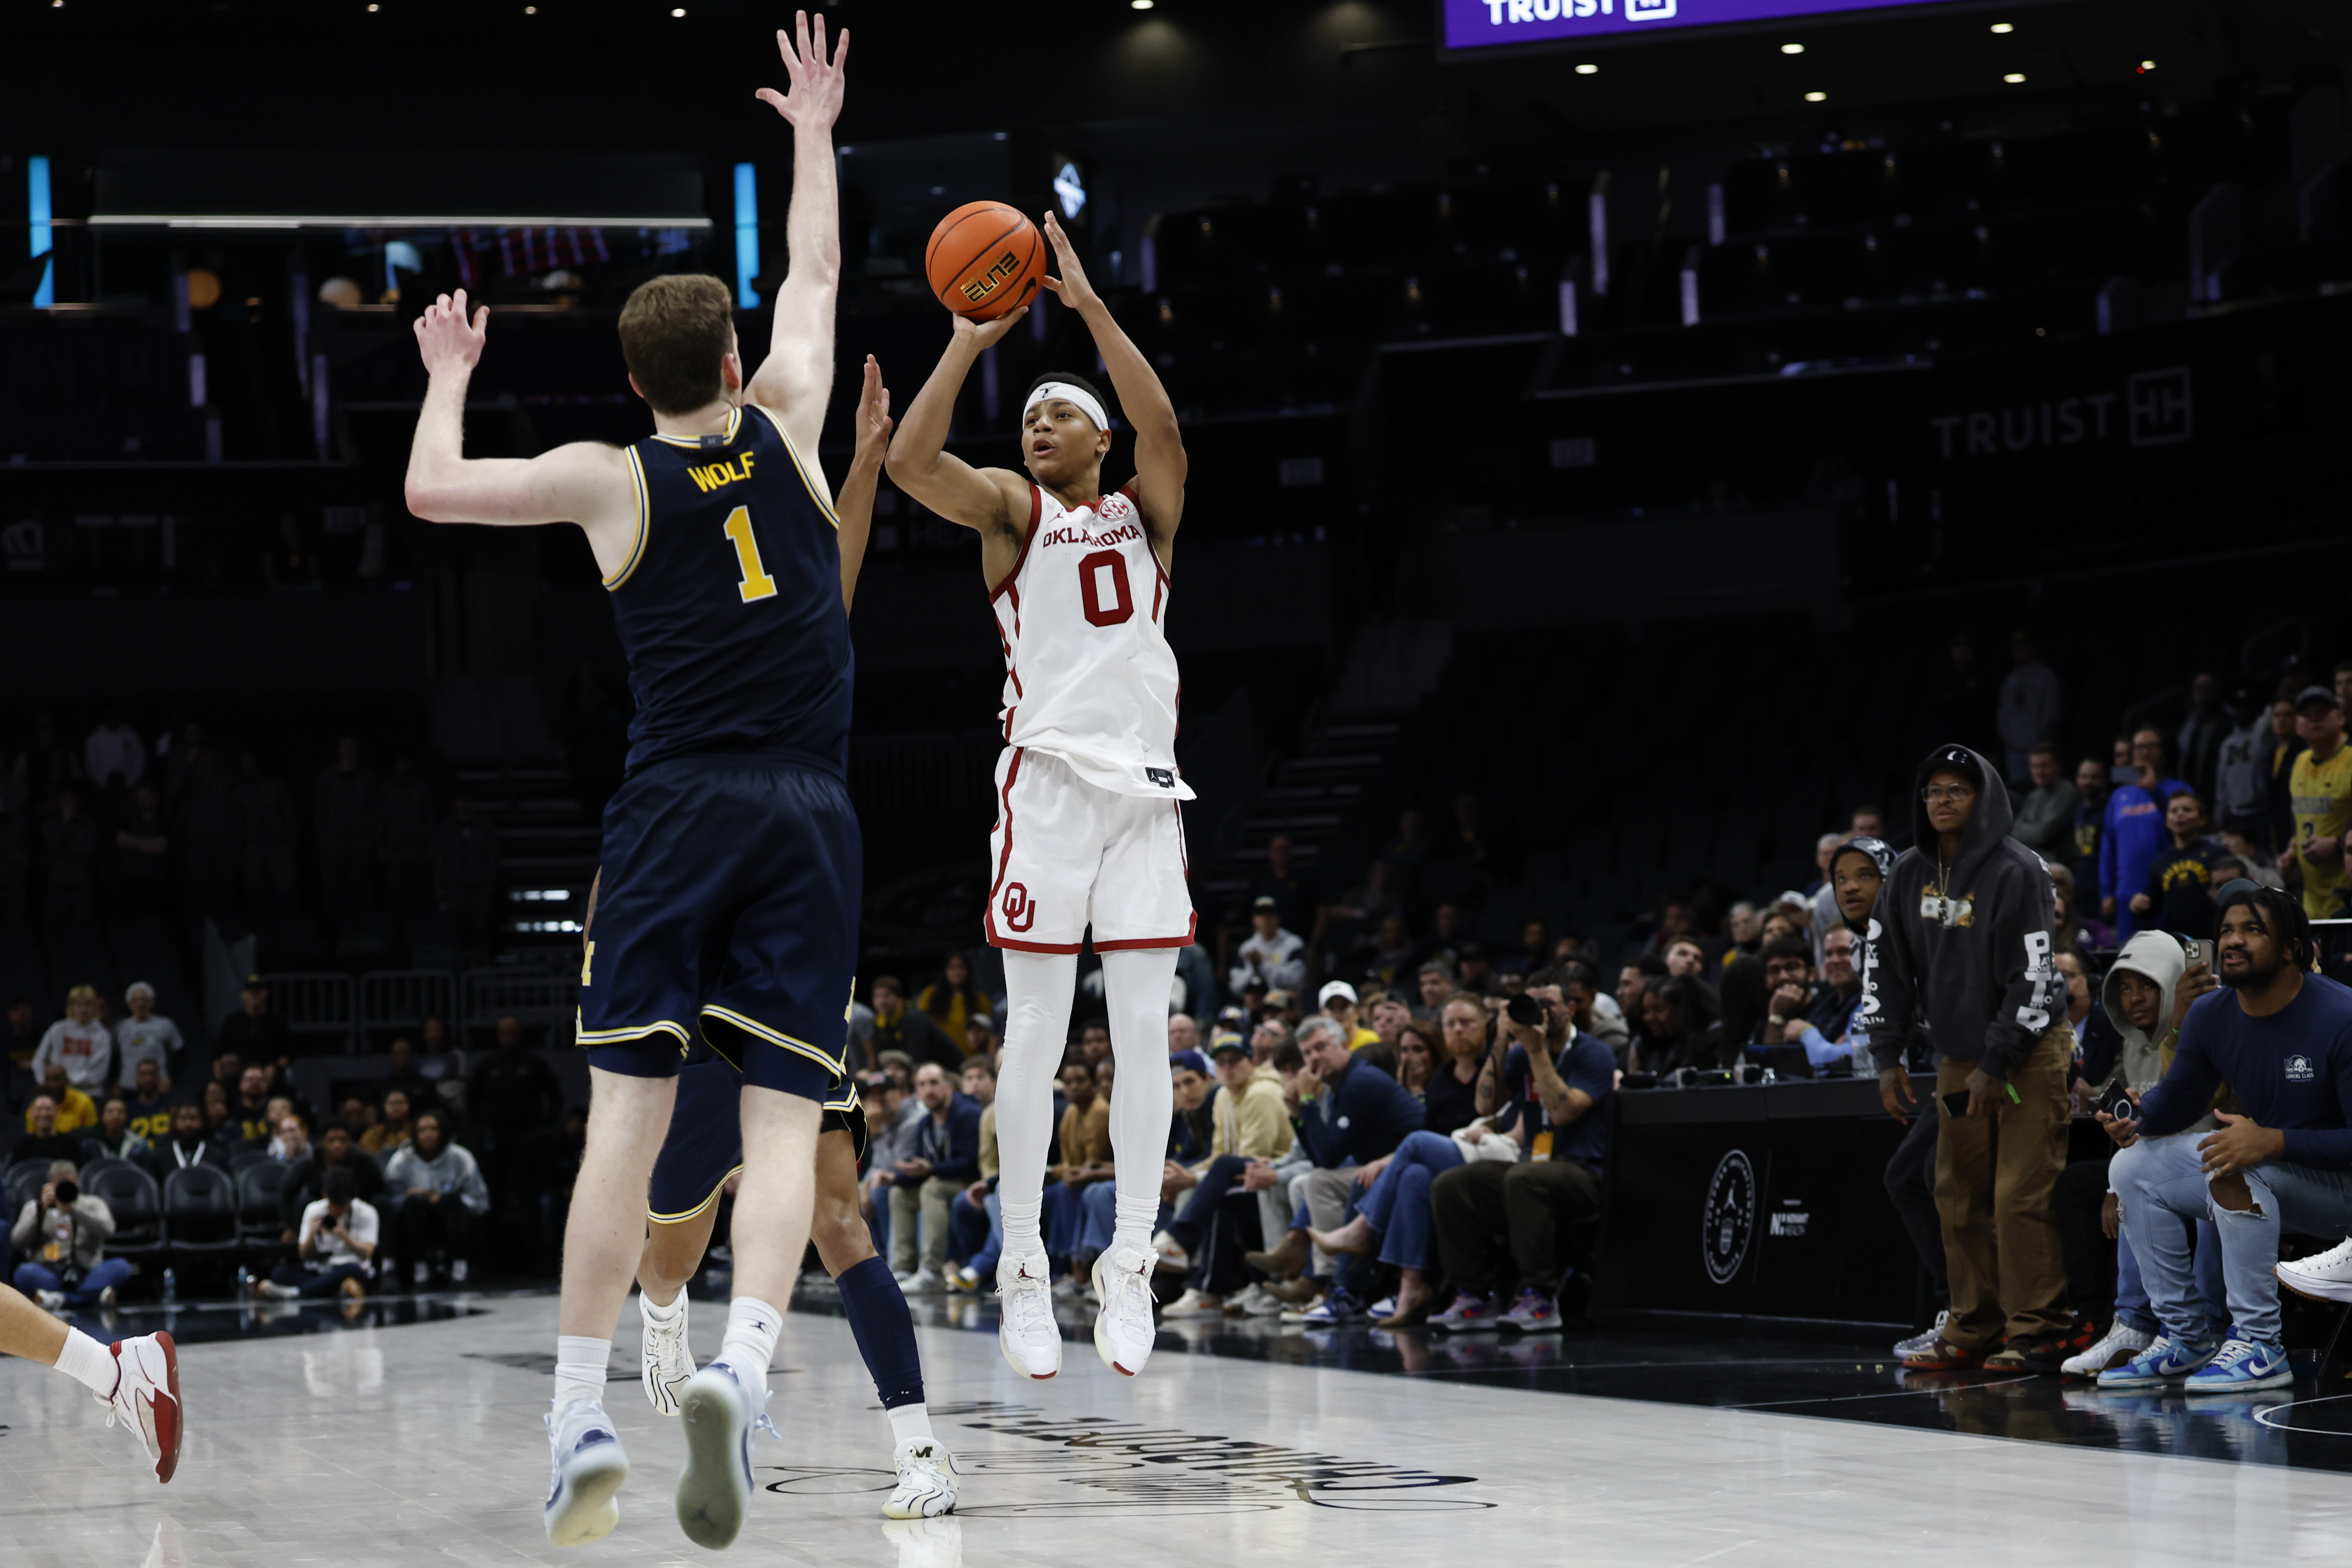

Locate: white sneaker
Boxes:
[103,1331,183,1484]
[2062,1320,2155,1378]
[1892,1309,1949,1359]
[1092,1244,1159,1377]
[2278,1235,2352,1304]
[675,1359,770,1551]
[35,1289,65,1311]
[883,1438,960,1519]
[1234,1284,1285,1318]
[450,1259,469,1285]
[996,1254,1062,1380]
[412,1260,430,1288]
[1150,1230,1189,1270]
[902,1268,946,1295]
[543,1397,627,1546]
[1050,1275,1083,1300]
[1161,1288,1223,1318]
[641,1292,695,1417]
[946,1265,980,1294]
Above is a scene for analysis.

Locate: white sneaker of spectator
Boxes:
[103,1331,184,1484]
[1091,1243,1160,1375]
[35,1289,65,1311]
[2277,1236,2352,1304]
[996,1254,1062,1379]
[2061,1320,2153,1377]
[451,1259,469,1285]
[543,1396,628,1546]
[1892,1309,1949,1359]
[412,1260,431,1289]
[1150,1231,1189,1270]
[884,1438,961,1519]
[1161,1288,1223,1318]
[901,1267,946,1295]
[946,1264,980,1293]
[1233,1284,1285,1317]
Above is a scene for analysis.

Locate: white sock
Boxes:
[54,1327,119,1398]
[1101,946,1180,1257]
[887,1401,936,1448]
[640,1286,684,1323]
[996,950,1077,1260]
[554,1335,611,1412]
[718,1296,783,1378]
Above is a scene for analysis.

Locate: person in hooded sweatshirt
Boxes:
[1863,744,2074,1373]
[2049,932,2229,1376]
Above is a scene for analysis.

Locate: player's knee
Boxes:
[811,1207,873,1272]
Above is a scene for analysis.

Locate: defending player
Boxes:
[886,209,1190,1380]
[402,14,856,1550]
[622,360,957,1520]
[0,1285,181,1484]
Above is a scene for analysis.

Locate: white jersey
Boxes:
[992,482,1193,801]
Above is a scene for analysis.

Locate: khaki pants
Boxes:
[1934,1025,2074,1350]
[888,1175,961,1275]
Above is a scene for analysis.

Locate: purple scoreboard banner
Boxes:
[1443,0,1958,50]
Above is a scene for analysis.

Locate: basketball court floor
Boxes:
[6,1286,2351,1567]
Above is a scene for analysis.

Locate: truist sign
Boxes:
[1442,0,1954,50]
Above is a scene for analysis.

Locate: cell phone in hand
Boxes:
[2104,1088,2136,1123]
[2183,938,2211,969]
[1940,1087,1973,1118]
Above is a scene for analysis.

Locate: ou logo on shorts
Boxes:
[1002,882,1037,933]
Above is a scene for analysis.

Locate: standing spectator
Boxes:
[1229,897,1306,998]
[914,953,990,1054]
[11,1161,128,1309]
[1864,745,2073,1372]
[2281,686,2352,921]
[313,735,382,909]
[1997,632,2063,784]
[1252,834,1322,944]
[433,796,499,957]
[111,983,183,1092]
[214,977,292,1069]
[2266,692,2306,860]
[2131,790,2228,940]
[382,1109,489,1286]
[886,1063,982,1293]
[2102,729,2189,942]
[234,750,298,909]
[2008,745,2078,860]
[2175,673,2229,805]
[32,986,113,1094]
[40,790,100,922]
[1925,633,1998,762]
[2070,757,2110,903]
[28,1065,98,1136]
[2213,685,2275,847]
[110,785,172,917]
[259,1165,377,1301]
[869,977,962,1074]
[83,708,145,793]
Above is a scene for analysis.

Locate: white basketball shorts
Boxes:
[984,746,1195,952]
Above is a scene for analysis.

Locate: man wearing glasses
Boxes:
[1861,744,2075,1373]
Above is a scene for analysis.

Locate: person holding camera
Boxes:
[260,1165,377,1300]
[1425,968,1617,1333]
[10,1161,130,1309]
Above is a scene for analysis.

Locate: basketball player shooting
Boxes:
[887,209,1192,1381]
[403,11,856,1550]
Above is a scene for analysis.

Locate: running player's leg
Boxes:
[809,1125,958,1518]
[638,1195,719,1418]
[638,1059,746,1417]
[0,1282,182,1483]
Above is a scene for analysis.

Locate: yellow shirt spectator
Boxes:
[28,1086,98,1134]
[2288,729,2352,918]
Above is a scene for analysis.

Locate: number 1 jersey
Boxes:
[991,483,1192,801]
[609,404,853,776]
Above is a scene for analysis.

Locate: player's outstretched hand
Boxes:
[756,10,849,131]
[1039,210,1099,313]
[948,305,1029,350]
[413,289,488,377]
[852,355,892,471]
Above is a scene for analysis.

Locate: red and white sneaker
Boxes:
[104,1331,183,1484]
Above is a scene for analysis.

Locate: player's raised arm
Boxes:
[883,309,1033,533]
[1039,209,1186,545]
[745,11,848,456]
[836,355,891,611]
[403,289,633,539]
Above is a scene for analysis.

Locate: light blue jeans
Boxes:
[2111,1208,2226,1342]
[2112,1130,2352,1347]
[1349,1131,1467,1275]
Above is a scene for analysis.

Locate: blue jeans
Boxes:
[2112,1131,2352,1346]
[1044,1181,1108,1263]
[2111,1209,2227,1341]
[14,1258,133,1305]
[1351,1131,1466,1275]
[1079,1182,1118,1257]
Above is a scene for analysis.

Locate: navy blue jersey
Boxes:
[610,404,853,775]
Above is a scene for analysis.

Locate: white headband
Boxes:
[1023,381,1109,433]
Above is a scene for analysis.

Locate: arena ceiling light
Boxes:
[1804,90,1827,101]
[1780,42,1804,54]
[1574,61,1598,73]
[2003,71,2025,82]
[1989,20,2013,32]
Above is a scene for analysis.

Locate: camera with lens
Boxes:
[53,1180,78,1207]
[1504,993,1550,1028]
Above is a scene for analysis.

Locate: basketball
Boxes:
[925,200,1043,322]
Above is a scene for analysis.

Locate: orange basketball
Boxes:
[926,200,1044,322]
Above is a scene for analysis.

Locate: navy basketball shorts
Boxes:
[647,1058,871,1224]
[578,752,861,1102]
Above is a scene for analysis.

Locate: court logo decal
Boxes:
[1702,1149,1757,1285]
[1001,882,1037,933]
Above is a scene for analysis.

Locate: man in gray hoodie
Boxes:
[1864,743,2073,1371]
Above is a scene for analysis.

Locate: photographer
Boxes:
[1426,968,1616,1332]
[10,1161,129,1309]
[259,1165,377,1300]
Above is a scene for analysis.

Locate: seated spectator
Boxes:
[363,1088,420,1159]
[1229,897,1307,999]
[334,1097,375,1140]
[32,986,114,1096]
[84,1097,151,1164]
[1166,1013,1201,1057]
[1155,1032,1296,1318]
[965,1012,1000,1064]
[1389,1018,1435,1100]
[1040,1058,1114,1287]
[1746,936,1863,1076]
[281,1123,387,1239]
[1424,1000,1488,1137]
[416,1015,463,1096]
[27,1064,98,1137]
[945,1057,1002,1292]
[10,1160,129,1309]
[1167,1051,1216,1166]
[14,1096,89,1167]
[214,976,292,1069]
[268,1113,311,1164]
[1412,962,1458,1024]
[1317,982,1380,1050]
[1367,993,1411,1049]
[915,952,990,1054]
[230,1067,276,1145]
[1242,1017,1424,1322]
[147,1103,232,1180]
[1427,973,1617,1332]
[869,976,963,1074]
[382,1110,490,1288]
[2101,883,2352,1393]
[886,1063,982,1293]
[381,1036,436,1111]
[259,1165,377,1301]
[1631,974,1724,1076]
[200,1080,238,1146]
[110,983,183,1093]
[122,1059,177,1145]
[2130,788,2227,939]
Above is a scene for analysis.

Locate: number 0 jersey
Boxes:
[608,404,852,776]
[991,483,1192,801]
